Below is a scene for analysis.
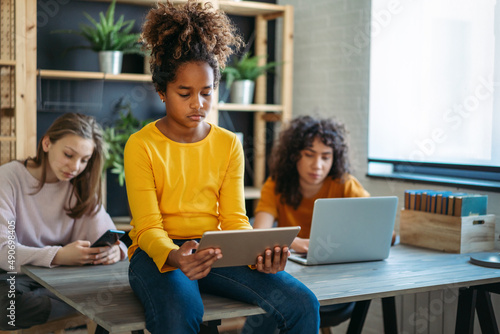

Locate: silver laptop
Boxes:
[288,196,398,265]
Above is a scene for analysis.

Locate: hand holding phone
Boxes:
[91,229,125,248]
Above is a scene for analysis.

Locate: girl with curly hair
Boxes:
[254,115,369,252]
[242,115,369,333]
[123,2,319,333]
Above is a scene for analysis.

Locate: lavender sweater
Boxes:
[0,161,127,273]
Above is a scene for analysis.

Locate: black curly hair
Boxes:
[141,0,243,94]
[269,115,351,209]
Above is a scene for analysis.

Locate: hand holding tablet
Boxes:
[196,227,300,268]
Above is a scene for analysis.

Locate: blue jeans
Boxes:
[242,303,352,333]
[129,246,320,334]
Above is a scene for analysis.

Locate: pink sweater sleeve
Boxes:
[0,162,127,273]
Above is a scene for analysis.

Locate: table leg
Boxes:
[199,320,221,334]
[455,287,477,334]
[475,289,499,334]
[382,296,398,334]
[346,300,371,334]
[94,325,109,334]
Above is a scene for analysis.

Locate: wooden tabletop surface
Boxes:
[22,245,500,333]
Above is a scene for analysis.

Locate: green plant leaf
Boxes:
[51,0,141,53]
[103,101,152,186]
[221,52,282,90]
[106,0,117,27]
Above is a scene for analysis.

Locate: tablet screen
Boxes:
[196,227,300,268]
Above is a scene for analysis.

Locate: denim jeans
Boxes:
[0,273,77,330]
[241,303,352,333]
[129,246,320,334]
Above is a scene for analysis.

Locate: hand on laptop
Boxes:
[291,237,309,253]
[256,246,290,274]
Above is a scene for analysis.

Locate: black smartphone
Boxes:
[91,229,125,248]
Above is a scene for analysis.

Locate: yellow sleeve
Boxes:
[124,133,178,273]
[254,177,279,219]
[218,135,253,231]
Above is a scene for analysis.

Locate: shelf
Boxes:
[217,103,283,113]
[243,186,261,200]
[0,59,16,66]
[38,70,285,113]
[219,1,286,17]
[86,0,286,17]
[38,69,152,82]
[0,136,16,142]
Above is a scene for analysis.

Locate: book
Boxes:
[446,196,455,215]
[420,192,428,211]
[404,189,434,211]
[436,191,453,214]
[404,190,412,210]
[425,191,439,213]
[408,190,427,210]
[446,192,470,216]
[408,191,417,210]
[421,190,439,212]
[416,190,432,211]
[430,193,438,213]
[415,192,422,211]
[453,194,488,217]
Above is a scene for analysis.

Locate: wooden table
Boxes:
[21,245,500,334]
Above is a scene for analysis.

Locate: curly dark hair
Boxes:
[269,115,351,209]
[141,0,243,93]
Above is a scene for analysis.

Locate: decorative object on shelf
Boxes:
[222,52,280,104]
[99,51,123,75]
[52,0,142,74]
[103,100,151,186]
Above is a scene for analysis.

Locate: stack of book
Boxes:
[404,190,488,217]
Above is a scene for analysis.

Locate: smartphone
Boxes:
[91,229,125,248]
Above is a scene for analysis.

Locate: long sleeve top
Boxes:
[124,122,251,273]
[0,161,127,273]
[256,175,370,239]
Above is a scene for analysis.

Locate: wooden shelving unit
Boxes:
[87,0,288,16]
[35,0,294,196]
[0,0,37,165]
[38,69,152,82]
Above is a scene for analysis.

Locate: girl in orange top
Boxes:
[243,115,369,333]
[254,115,370,252]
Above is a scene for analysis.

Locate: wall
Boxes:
[278,0,500,333]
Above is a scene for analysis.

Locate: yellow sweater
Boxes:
[124,122,251,272]
[256,176,369,239]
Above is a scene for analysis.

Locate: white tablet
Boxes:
[196,227,300,268]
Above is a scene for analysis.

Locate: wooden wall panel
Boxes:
[0,0,15,164]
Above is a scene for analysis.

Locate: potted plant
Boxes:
[222,52,281,104]
[104,101,151,187]
[53,0,142,74]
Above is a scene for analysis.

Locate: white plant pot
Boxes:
[230,79,255,104]
[98,51,123,74]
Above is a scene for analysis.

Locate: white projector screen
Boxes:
[368,0,500,169]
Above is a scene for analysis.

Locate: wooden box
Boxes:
[400,209,496,253]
